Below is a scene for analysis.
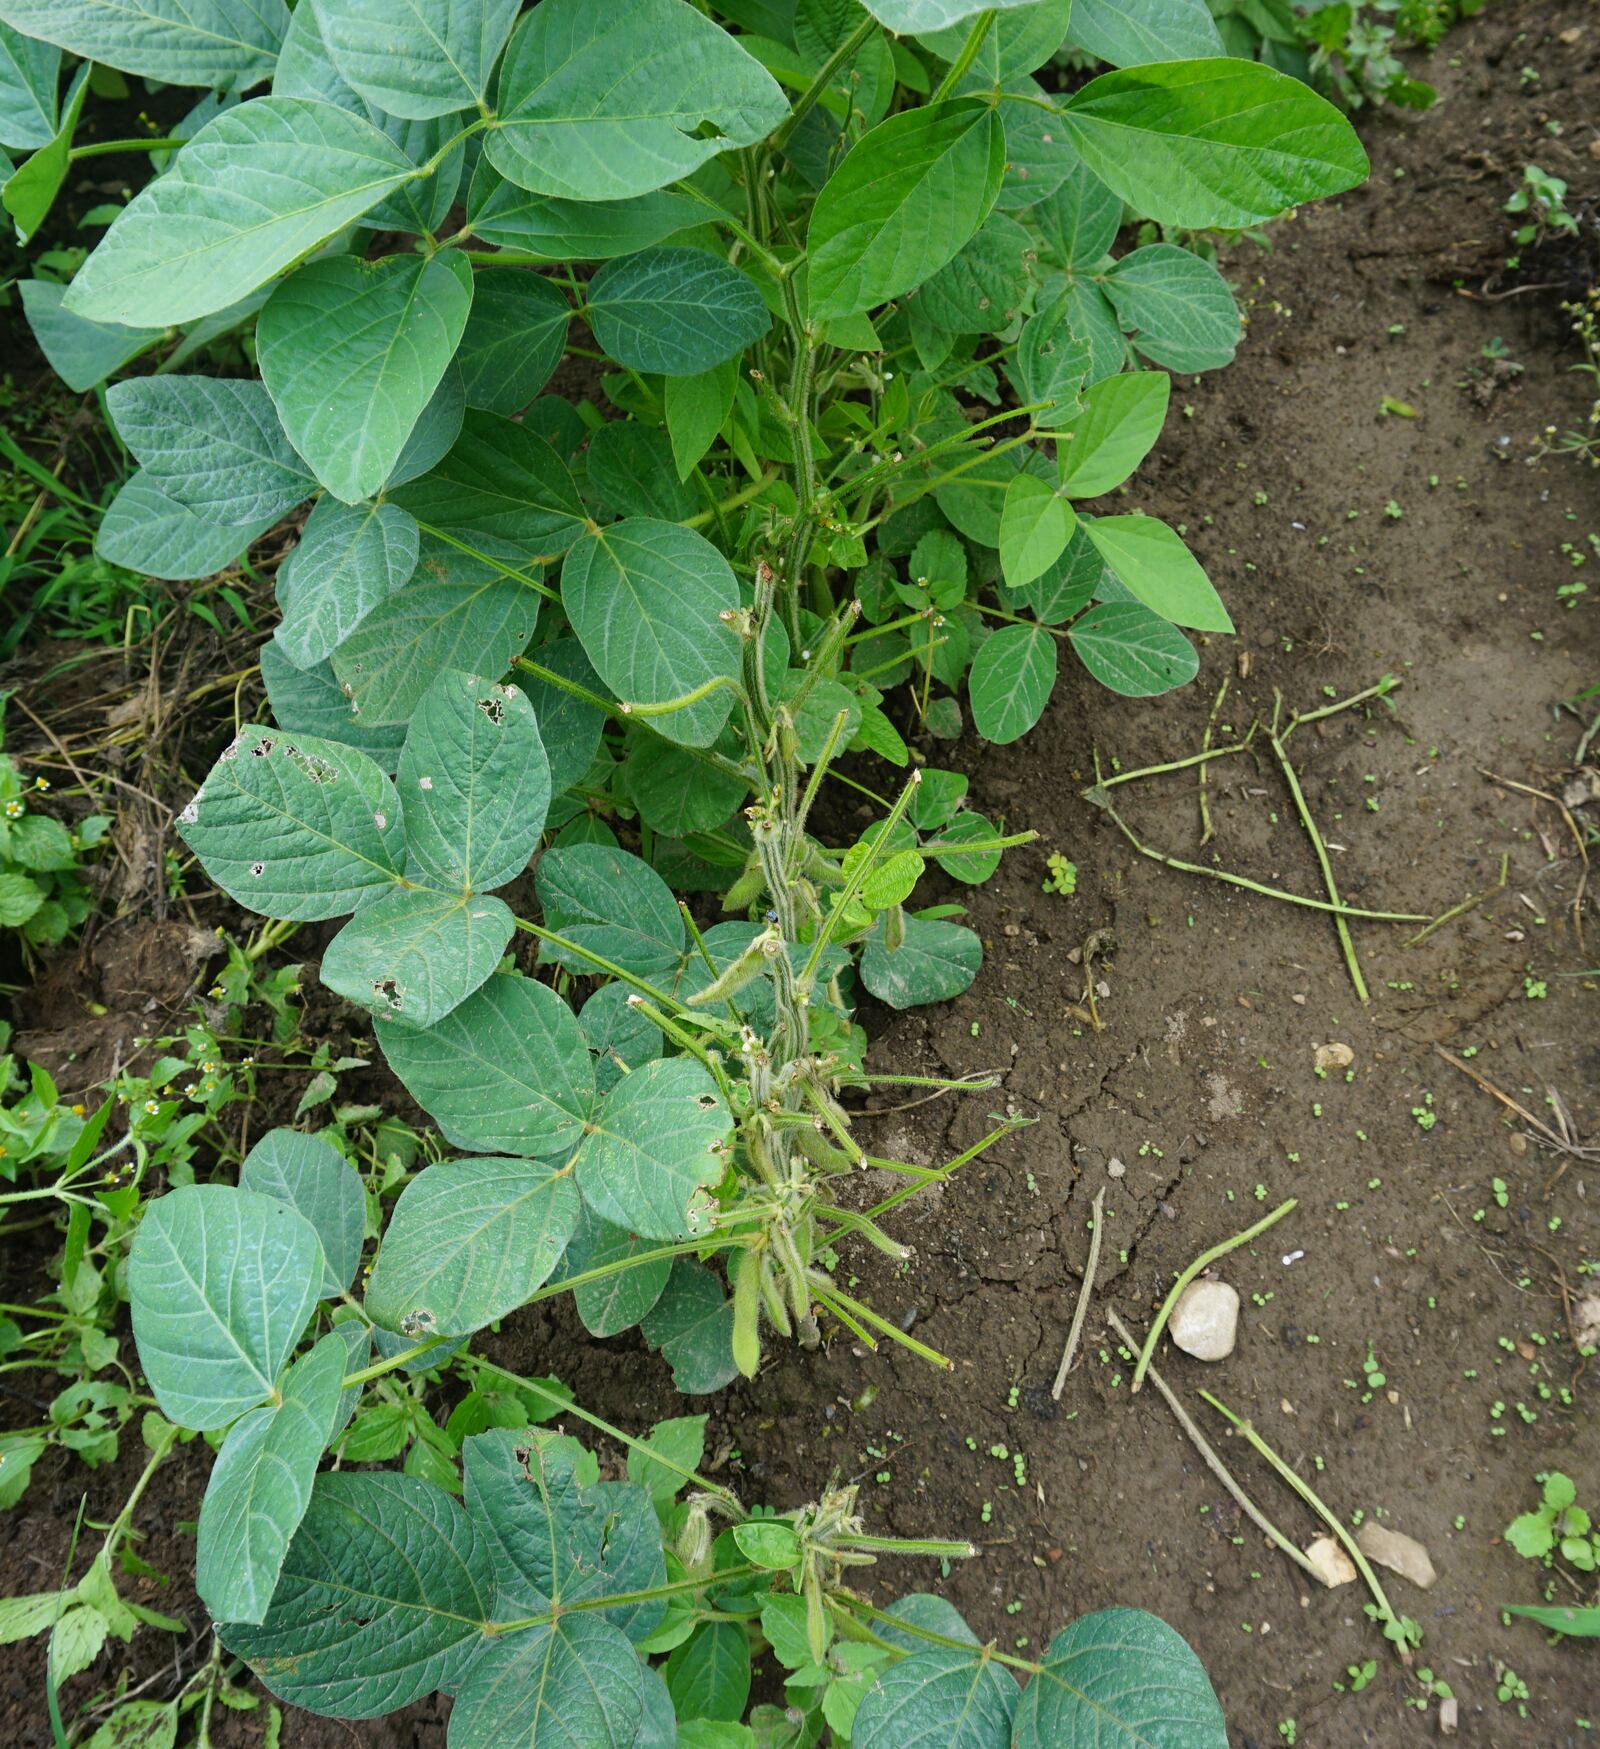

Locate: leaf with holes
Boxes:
[322,887,513,1026]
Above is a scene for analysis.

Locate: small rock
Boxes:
[1439,1696,1458,1736]
[1314,1041,1355,1071]
[1356,1523,1436,1590]
[1304,1535,1357,1589]
[1168,1280,1239,1362]
[1573,1294,1600,1352]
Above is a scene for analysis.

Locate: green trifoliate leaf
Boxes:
[0,22,58,150]
[365,1156,579,1339]
[860,913,981,1009]
[452,1616,648,1749]
[1060,277,1127,385]
[1068,599,1198,697]
[195,1330,346,1625]
[640,1259,738,1395]
[1068,0,1223,65]
[807,100,1003,321]
[1082,513,1232,632]
[588,424,697,524]
[377,972,595,1159]
[554,1202,671,1338]
[455,270,569,415]
[667,1620,751,1723]
[106,377,313,527]
[911,210,1033,336]
[467,165,706,259]
[1102,244,1241,373]
[1036,159,1123,269]
[259,642,409,765]
[1011,1608,1226,1747]
[258,253,474,505]
[1007,522,1103,623]
[313,0,519,118]
[487,0,787,202]
[17,278,157,391]
[561,519,741,748]
[129,1185,324,1432]
[219,1472,493,1716]
[275,497,419,670]
[322,887,514,1026]
[999,474,1075,590]
[1057,370,1169,499]
[0,0,286,88]
[988,77,1078,215]
[969,620,1057,743]
[861,0,1041,30]
[575,1057,730,1241]
[96,471,274,582]
[929,811,1002,884]
[240,1127,366,1297]
[588,247,770,377]
[1059,60,1369,231]
[66,98,417,327]
[177,725,405,919]
[852,1646,1017,1747]
[535,844,684,979]
[397,671,550,893]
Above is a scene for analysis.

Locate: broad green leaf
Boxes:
[1059,59,1369,230]
[1059,276,1126,384]
[1011,1608,1226,1747]
[535,843,684,978]
[861,0,1041,30]
[929,811,1002,884]
[195,1331,345,1624]
[732,1521,800,1569]
[219,1473,493,1715]
[999,474,1075,590]
[556,1202,672,1337]
[468,164,706,258]
[66,98,417,327]
[1069,598,1197,696]
[1067,0,1223,66]
[96,471,272,581]
[314,0,520,118]
[452,1616,647,1748]
[258,253,474,505]
[1102,243,1240,372]
[852,1646,1017,1747]
[240,1128,366,1296]
[666,1621,751,1723]
[1083,514,1231,631]
[397,670,550,892]
[911,210,1033,335]
[106,376,314,526]
[807,100,1003,320]
[926,431,1050,547]
[366,1156,579,1338]
[176,725,405,920]
[1015,288,1091,425]
[276,497,420,670]
[665,358,737,480]
[1036,159,1122,268]
[128,1185,323,1432]
[989,75,1079,214]
[626,734,747,838]
[639,1259,737,1394]
[860,913,981,1009]
[322,887,513,1026]
[1008,520,1102,623]
[517,637,608,793]
[488,0,788,202]
[17,278,158,391]
[589,247,770,377]
[387,361,467,487]
[574,1057,730,1241]
[259,641,409,765]
[969,621,1057,742]
[0,21,57,150]
[377,971,595,1159]
[1057,370,1169,498]
[875,1592,979,1649]
[626,1414,706,1507]
[1,55,80,238]
[331,572,539,727]
[455,270,569,414]
[588,424,697,523]
[0,0,286,88]
[561,519,741,748]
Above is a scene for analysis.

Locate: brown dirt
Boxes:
[3,4,1598,1745]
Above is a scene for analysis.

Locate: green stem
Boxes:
[412,522,560,601]
[769,14,879,153]
[681,467,782,529]
[931,9,996,100]
[511,917,696,1013]
[1269,718,1368,1002]
[68,136,184,160]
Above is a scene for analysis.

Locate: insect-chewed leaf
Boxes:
[807,100,1003,321]
[860,913,981,1009]
[0,0,286,88]
[451,1616,648,1749]
[1059,59,1368,231]
[1066,0,1223,66]
[195,1330,346,1625]
[65,98,417,327]
[365,1156,579,1339]
[1082,513,1232,632]
[259,643,409,766]
[1068,599,1198,697]
[852,1645,1018,1747]
[486,0,788,202]
[240,1127,366,1297]
[1102,243,1241,373]
[17,279,157,391]
[588,247,770,377]
[1057,371,1170,500]
[96,470,276,582]
[396,671,550,893]
[105,377,314,527]
[574,1057,730,1241]
[454,270,569,415]
[258,253,475,505]
[219,1472,493,1716]
[552,1203,672,1338]
[322,887,514,1026]
[861,0,1040,28]
[313,0,520,118]
[536,844,684,978]
[378,972,595,1158]
[129,1185,324,1432]
[639,1259,738,1394]
[1011,1607,1227,1747]
[466,165,706,260]
[561,519,742,748]
[275,497,420,670]
[969,621,1057,744]
[176,725,405,920]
